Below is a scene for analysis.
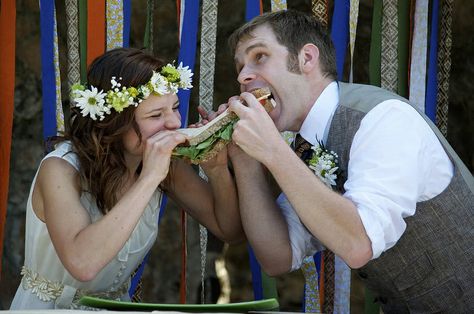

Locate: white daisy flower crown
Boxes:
[70,62,193,121]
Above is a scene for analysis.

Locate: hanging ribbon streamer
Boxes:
[87,0,105,66]
[177,0,199,128]
[53,10,65,135]
[425,0,439,123]
[311,0,329,28]
[397,0,410,98]
[40,0,58,140]
[197,0,219,302]
[301,256,322,313]
[176,1,200,304]
[348,0,360,83]
[369,0,382,87]
[0,0,16,277]
[65,0,80,91]
[270,0,287,12]
[436,0,454,136]
[143,0,155,52]
[330,0,350,81]
[78,0,87,83]
[106,0,124,50]
[381,0,398,93]
[409,0,429,113]
[245,0,278,302]
[123,0,131,48]
[199,0,218,113]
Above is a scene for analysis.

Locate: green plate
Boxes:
[79,296,279,312]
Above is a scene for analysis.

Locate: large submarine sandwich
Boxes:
[172,87,275,164]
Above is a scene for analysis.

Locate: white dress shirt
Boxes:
[279,82,454,270]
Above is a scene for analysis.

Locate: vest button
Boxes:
[358,271,368,279]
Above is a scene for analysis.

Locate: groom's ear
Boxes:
[300,43,319,73]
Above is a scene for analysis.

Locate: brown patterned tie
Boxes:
[293,134,335,313]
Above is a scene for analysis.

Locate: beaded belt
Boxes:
[20,266,129,307]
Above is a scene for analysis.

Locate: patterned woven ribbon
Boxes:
[369,0,382,87]
[65,0,80,91]
[199,0,217,113]
[409,0,429,113]
[197,0,218,302]
[348,0,360,83]
[271,0,287,12]
[106,0,124,50]
[311,0,328,28]
[435,0,453,136]
[301,256,322,313]
[53,9,65,134]
[331,0,350,81]
[425,0,440,123]
[0,0,16,277]
[381,0,398,93]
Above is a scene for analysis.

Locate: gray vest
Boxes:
[325,82,474,313]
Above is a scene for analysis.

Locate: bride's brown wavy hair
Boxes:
[64,48,166,214]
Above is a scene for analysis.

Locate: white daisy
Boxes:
[177,62,193,89]
[149,72,170,95]
[73,86,107,121]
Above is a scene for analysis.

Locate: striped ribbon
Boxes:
[397,0,410,98]
[65,0,80,91]
[381,0,398,93]
[143,0,155,52]
[270,0,287,12]
[0,0,16,277]
[409,0,429,113]
[425,0,440,123]
[106,0,124,50]
[349,0,360,83]
[40,0,59,139]
[369,0,382,87]
[436,0,454,136]
[331,0,350,81]
[87,0,105,66]
[311,0,328,28]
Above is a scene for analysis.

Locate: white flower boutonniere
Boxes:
[308,141,339,187]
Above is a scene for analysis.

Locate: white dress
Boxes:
[10,141,162,309]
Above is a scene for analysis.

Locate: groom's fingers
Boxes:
[228,98,249,118]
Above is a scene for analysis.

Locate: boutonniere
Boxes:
[307,140,339,187]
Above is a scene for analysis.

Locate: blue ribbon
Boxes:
[177,0,200,127]
[129,195,168,298]
[244,0,266,300]
[330,0,350,81]
[246,0,261,22]
[248,245,263,300]
[123,0,131,48]
[425,0,439,122]
[39,0,57,140]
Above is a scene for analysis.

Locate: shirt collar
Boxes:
[299,81,339,145]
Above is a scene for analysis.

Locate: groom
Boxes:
[225,9,474,313]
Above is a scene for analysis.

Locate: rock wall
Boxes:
[1,0,473,312]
